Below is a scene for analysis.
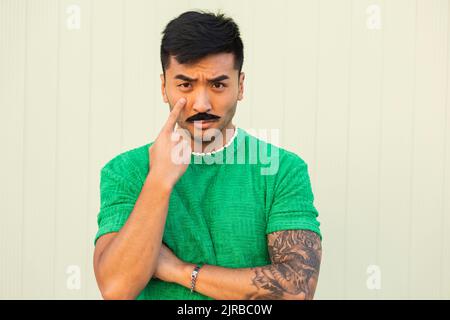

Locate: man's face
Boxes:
[160,52,245,146]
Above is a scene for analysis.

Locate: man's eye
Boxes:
[212,82,225,89]
[177,83,191,89]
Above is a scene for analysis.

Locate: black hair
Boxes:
[160,10,244,76]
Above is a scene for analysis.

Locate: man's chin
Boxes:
[188,124,225,147]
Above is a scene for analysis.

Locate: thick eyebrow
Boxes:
[174,74,230,83]
[208,74,229,82]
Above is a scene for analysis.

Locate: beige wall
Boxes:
[1,0,449,299]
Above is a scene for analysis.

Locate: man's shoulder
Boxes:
[100,142,153,181]
[273,148,308,180]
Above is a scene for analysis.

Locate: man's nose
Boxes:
[192,89,212,113]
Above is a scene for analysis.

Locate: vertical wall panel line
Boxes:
[439,0,450,299]
[407,0,418,300]
[281,0,286,146]
[312,0,321,189]
[120,0,126,150]
[375,0,386,300]
[343,0,354,299]
[20,0,29,298]
[52,0,61,298]
[86,0,95,298]
[249,1,256,129]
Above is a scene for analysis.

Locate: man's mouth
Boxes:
[188,119,219,130]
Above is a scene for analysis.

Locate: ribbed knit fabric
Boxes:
[95,127,321,300]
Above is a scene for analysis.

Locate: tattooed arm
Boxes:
[168,230,322,300]
[245,230,322,300]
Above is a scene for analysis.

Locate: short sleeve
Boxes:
[94,156,141,246]
[266,154,322,240]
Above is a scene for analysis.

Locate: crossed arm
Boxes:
[165,229,322,300]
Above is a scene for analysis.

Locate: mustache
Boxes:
[186,113,220,122]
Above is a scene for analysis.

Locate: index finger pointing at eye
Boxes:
[164,97,187,132]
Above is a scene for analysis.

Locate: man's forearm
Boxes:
[174,262,317,300]
[97,170,173,299]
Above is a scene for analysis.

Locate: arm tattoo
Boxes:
[246,230,322,300]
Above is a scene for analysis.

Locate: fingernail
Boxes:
[180,98,186,104]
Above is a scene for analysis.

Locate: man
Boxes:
[93,10,322,300]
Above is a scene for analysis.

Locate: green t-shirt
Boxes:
[95,127,321,300]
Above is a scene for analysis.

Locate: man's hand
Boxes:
[148,97,191,190]
[153,243,186,283]
[93,98,192,300]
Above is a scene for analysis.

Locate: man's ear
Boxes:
[160,73,168,103]
[238,72,245,101]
